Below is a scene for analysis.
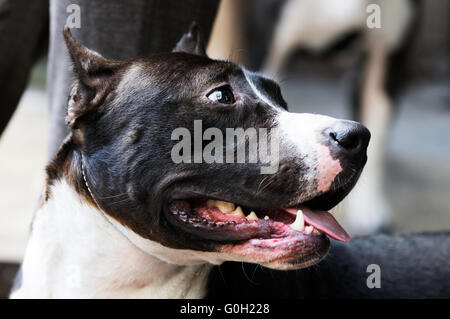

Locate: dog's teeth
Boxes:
[290,209,305,231]
[246,211,258,221]
[312,228,321,235]
[264,215,269,220]
[304,226,314,235]
[207,200,235,213]
[230,206,245,217]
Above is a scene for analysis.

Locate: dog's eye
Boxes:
[207,86,235,104]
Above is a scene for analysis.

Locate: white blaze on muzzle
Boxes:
[277,111,342,193]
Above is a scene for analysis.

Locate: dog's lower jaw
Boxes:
[11,179,212,299]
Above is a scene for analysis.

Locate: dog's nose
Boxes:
[325,121,371,161]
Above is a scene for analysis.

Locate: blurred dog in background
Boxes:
[208,0,421,235]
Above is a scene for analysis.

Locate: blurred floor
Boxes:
[0,61,449,265]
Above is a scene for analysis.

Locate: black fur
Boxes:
[57,27,368,255]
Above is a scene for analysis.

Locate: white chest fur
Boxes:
[10,179,211,298]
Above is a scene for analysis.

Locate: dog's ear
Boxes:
[62,27,122,127]
[172,21,207,56]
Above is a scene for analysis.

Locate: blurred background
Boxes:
[0,0,449,297]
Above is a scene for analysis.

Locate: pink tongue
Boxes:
[284,207,350,242]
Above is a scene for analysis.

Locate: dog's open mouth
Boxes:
[167,196,347,269]
[168,199,349,243]
[165,173,357,269]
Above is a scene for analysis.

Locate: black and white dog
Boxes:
[11,25,449,298]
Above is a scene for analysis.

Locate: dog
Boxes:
[10,24,449,299]
[208,0,422,235]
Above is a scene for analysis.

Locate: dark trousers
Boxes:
[0,0,219,155]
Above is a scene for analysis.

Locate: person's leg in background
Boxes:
[0,0,49,136]
[47,0,220,156]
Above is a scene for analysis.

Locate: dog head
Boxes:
[56,23,370,270]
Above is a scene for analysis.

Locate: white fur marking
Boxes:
[11,180,213,298]
[243,69,279,109]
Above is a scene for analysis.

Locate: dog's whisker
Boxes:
[250,264,261,284]
[256,175,270,195]
[96,193,128,199]
[256,176,271,194]
[217,264,227,285]
[104,197,132,206]
[241,262,258,285]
